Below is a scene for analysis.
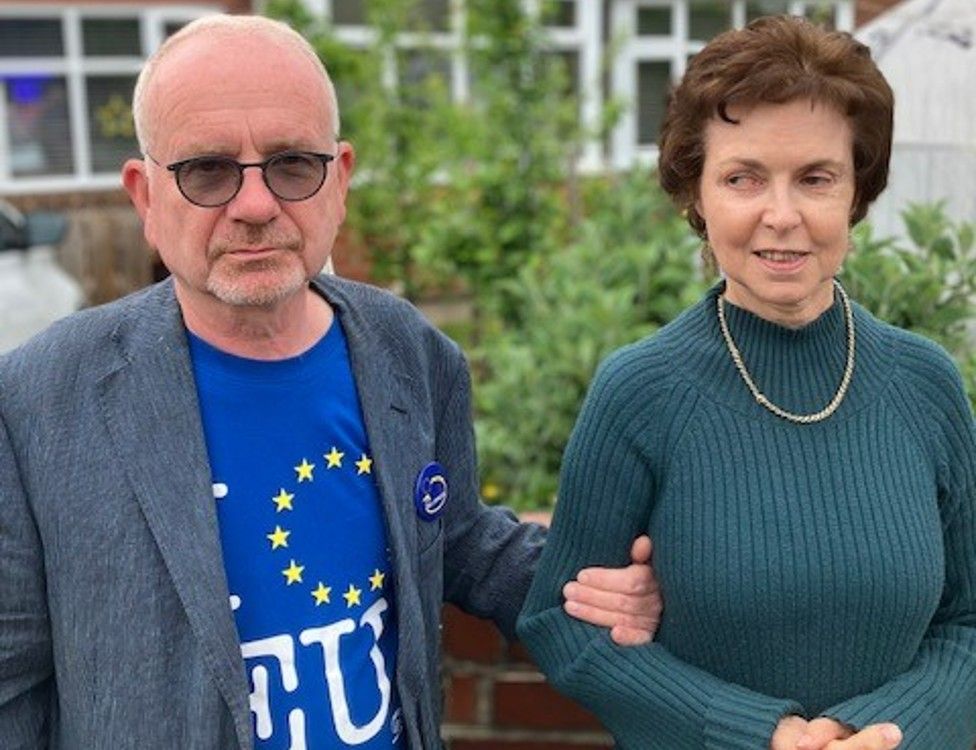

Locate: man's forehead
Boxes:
[146,34,333,156]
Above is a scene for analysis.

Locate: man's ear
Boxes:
[334,141,356,196]
[122,158,156,248]
[122,158,149,219]
[331,141,356,225]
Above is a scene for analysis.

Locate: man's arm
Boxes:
[566,535,662,645]
[0,401,53,747]
[435,344,662,643]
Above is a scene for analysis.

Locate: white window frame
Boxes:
[0,3,221,196]
[293,0,606,169]
[611,0,854,168]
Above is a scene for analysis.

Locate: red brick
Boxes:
[442,605,506,664]
[444,673,479,725]
[493,675,605,731]
[505,638,537,665]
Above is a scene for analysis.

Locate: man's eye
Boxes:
[193,159,228,173]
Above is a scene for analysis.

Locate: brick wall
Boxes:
[440,605,613,749]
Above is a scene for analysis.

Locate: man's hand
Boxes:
[562,535,661,645]
[796,718,902,750]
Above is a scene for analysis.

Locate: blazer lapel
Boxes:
[95,281,251,748]
[314,278,420,586]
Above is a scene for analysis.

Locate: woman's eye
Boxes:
[802,173,834,186]
[727,173,758,187]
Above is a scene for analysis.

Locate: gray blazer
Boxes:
[0,275,545,749]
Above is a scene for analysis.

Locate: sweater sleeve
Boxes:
[517,354,803,750]
[821,354,976,748]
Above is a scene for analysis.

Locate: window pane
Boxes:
[545,0,576,28]
[689,0,731,41]
[5,76,73,176]
[87,75,139,173]
[408,0,451,32]
[0,18,63,57]
[83,18,141,56]
[637,7,671,36]
[332,0,367,26]
[164,21,188,38]
[637,61,670,146]
[746,0,791,23]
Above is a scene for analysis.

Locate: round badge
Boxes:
[414,462,448,522]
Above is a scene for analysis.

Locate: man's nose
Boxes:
[226,166,281,224]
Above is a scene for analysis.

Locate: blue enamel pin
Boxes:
[414,462,448,522]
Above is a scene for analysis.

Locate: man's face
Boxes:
[123,33,353,314]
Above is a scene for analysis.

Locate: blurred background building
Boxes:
[0,0,936,351]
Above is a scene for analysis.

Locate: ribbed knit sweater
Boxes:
[517,283,976,749]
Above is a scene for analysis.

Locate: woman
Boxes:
[518,16,976,750]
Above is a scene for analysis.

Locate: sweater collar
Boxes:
[705,280,851,419]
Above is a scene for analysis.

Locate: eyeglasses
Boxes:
[145,151,336,208]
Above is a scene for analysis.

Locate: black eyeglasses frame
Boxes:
[144,151,336,208]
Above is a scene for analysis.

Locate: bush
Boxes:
[473,171,705,509]
[841,202,976,407]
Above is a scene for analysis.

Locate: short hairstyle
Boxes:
[132,14,340,153]
[658,15,894,237]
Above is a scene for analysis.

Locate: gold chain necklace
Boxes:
[717,280,856,424]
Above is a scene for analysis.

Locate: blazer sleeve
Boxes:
[517,360,803,750]
[822,365,976,747]
[436,346,546,640]
[0,398,53,747]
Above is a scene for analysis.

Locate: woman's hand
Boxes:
[771,715,811,749]
[790,717,902,750]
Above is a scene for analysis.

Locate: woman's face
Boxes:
[696,99,856,327]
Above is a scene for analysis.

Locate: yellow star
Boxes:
[343,583,362,607]
[266,525,290,550]
[295,458,315,482]
[272,489,294,512]
[282,560,304,585]
[311,582,332,606]
[324,446,344,468]
[355,454,373,475]
[368,569,385,591]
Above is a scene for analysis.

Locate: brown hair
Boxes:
[658,15,894,238]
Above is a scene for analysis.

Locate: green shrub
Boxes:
[473,171,704,509]
[841,202,976,408]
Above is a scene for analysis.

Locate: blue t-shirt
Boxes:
[189,320,404,749]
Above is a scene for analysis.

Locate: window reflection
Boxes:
[637,61,671,145]
[5,75,73,177]
[87,75,139,173]
[0,19,63,58]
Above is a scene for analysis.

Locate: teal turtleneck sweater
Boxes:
[518,283,976,749]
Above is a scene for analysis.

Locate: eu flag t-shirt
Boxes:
[189,319,404,749]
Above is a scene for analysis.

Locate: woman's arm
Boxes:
[817,353,976,747]
[517,357,803,750]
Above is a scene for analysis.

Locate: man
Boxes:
[0,15,658,750]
